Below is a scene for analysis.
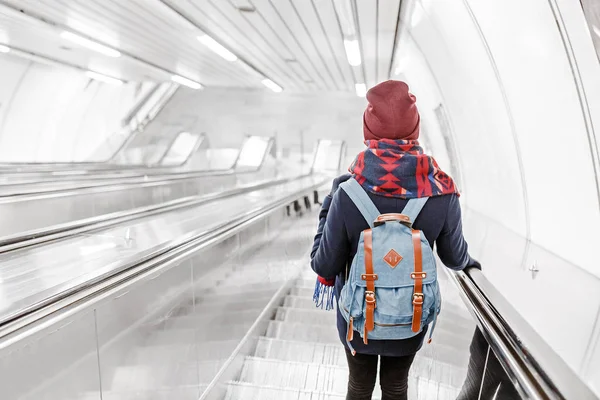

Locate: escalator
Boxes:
[0,174,597,399]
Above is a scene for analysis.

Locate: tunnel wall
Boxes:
[0,55,154,162]
[394,0,600,389]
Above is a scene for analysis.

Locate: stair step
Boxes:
[254,337,346,366]
[284,295,330,310]
[227,372,459,400]
[238,356,347,393]
[275,306,473,340]
[224,381,345,400]
[275,307,337,325]
[266,321,339,344]
[254,335,465,387]
[290,286,315,297]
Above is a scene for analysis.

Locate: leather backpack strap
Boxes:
[411,230,424,333]
[362,229,377,344]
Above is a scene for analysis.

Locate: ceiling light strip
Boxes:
[155,0,282,91]
[60,31,121,58]
[355,83,366,97]
[261,79,283,93]
[198,34,237,62]
[171,75,203,90]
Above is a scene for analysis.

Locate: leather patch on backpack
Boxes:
[384,249,402,268]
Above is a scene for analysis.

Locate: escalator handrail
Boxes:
[0,175,327,343]
[453,268,598,399]
[0,174,310,253]
[0,168,237,198]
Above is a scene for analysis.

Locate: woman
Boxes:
[310,80,480,400]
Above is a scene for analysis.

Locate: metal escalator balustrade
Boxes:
[0,137,287,243]
[0,174,324,399]
[0,173,307,253]
[0,175,327,331]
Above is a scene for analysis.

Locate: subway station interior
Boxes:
[0,0,599,399]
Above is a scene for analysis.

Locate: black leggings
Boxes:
[345,348,415,400]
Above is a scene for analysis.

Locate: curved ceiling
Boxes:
[0,0,401,92]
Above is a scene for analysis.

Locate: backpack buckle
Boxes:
[365,291,376,304]
[412,293,424,305]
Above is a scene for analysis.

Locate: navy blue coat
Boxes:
[310,180,474,357]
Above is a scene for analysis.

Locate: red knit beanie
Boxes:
[363,80,420,141]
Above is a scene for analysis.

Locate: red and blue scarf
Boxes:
[313,139,458,310]
[350,139,458,198]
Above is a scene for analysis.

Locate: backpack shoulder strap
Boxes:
[402,197,429,224]
[339,178,380,228]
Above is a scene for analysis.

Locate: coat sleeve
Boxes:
[435,194,473,271]
[310,190,350,279]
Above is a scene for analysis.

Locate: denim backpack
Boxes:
[338,178,440,354]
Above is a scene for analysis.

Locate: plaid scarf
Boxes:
[350,139,458,198]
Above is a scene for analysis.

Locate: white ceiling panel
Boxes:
[0,8,166,82]
[313,0,355,91]
[0,0,401,93]
[251,0,326,87]
[290,0,347,91]
[168,0,299,90]
[270,0,338,91]
[378,0,401,83]
[355,0,379,88]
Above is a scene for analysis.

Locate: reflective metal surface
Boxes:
[0,192,311,399]
[0,175,322,325]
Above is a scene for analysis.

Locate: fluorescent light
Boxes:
[333,0,357,37]
[85,70,123,85]
[261,78,283,93]
[60,31,121,57]
[355,83,366,97]
[171,74,203,89]
[344,40,361,66]
[198,34,237,62]
[0,45,10,53]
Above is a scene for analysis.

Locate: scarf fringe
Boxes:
[313,278,335,311]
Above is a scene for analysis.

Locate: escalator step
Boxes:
[238,356,348,393]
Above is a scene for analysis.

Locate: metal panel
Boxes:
[270,0,338,91]
[312,0,356,91]
[355,0,378,88]
[0,0,261,87]
[0,310,101,399]
[377,0,401,81]
[291,0,347,91]
[251,0,327,88]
